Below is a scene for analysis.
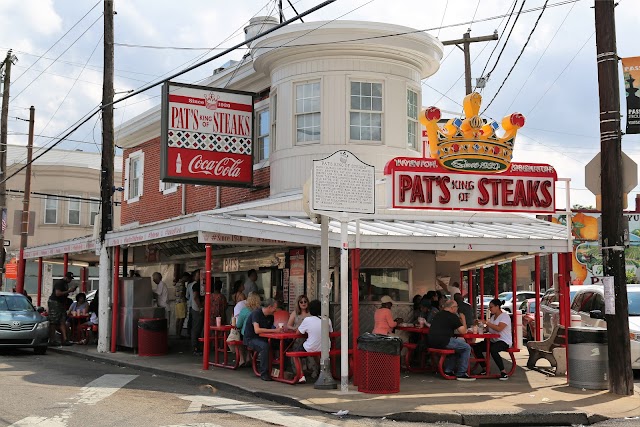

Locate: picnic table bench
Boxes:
[526,325,567,376]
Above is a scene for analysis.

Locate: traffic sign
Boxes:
[585,152,638,194]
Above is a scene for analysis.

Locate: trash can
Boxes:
[568,326,608,390]
[138,318,168,356]
[357,333,402,394]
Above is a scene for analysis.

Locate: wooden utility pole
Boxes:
[98,0,115,354]
[442,31,498,95]
[0,50,16,284]
[16,106,34,294]
[594,0,633,395]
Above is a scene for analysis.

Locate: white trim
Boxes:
[67,194,81,225]
[348,78,384,144]
[293,79,321,144]
[44,194,58,224]
[159,180,179,195]
[406,85,420,151]
[125,149,144,203]
[89,197,100,226]
[255,106,270,164]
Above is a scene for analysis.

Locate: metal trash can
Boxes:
[138,318,168,356]
[357,333,402,394]
[568,326,608,390]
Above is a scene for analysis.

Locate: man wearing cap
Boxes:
[373,295,403,335]
[48,272,78,346]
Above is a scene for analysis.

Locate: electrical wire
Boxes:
[10,1,101,86]
[4,190,99,203]
[436,0,449,38]
[481,0,551,115]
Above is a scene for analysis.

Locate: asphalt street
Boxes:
[0,349,638,427]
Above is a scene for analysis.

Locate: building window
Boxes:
[44,196,57,224]
[407,89,419,150]
[357,268,409,302]
[255,109,270,163]
[271,93,277,153]
[90,198,99,226]
[124,150,144,203]
[295,82,320,143]
[159,180,178,195]
[350,81,382,141]
[68,196,80,225]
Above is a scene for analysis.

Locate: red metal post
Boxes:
[81,267,88,293]
[494,264,499,298]
[16,247,26,294]
[479,267,484,320]
[460,271,464,290]
[63,253,68,276]
[564,252,572,330]
[557,253,566,328]
[534,255,541,341]
[511,259,518,350]
[351,248,360,385]
[203,244,212,370]
[110,245,120,353]
[36,257,43,306]
[468,269,474,307]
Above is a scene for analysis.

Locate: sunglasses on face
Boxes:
[300,300,308,304]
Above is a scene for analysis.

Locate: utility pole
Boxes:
[594,0,633,395]
[98,0,115,354]
[16,106,34,294]
[0,50,17,285]
[442,30,498,95]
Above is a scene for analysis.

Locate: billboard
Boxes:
[622,56,640,134]
[160,82,254,187]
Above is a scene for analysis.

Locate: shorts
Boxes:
[175,302,186,319]
[47,300,65,325]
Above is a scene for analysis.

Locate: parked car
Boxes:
[519,298,538,341]
[570,284,640,370]
[540,286,581,339]
[478,291,539,319]
[0,292,49,354]
[476,296,495,318]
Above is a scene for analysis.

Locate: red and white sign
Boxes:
[161,82,254,187]
[384,157,557,214]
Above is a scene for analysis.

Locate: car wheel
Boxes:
[34,346,47,355]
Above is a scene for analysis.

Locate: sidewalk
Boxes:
[50,341,640,426]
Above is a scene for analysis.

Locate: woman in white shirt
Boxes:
[473,298,512,380]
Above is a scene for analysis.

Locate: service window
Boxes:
[358,268,409,302]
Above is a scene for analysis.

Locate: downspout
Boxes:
[216,186,221,209]
[181,184,187,215]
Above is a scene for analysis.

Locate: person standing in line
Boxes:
[244,269,258,296]
[189,269,203,356]
[243,298,282,381]
[473,298,512,380]
[48,272,78,346]
[209,279,228,326]
[174,272,190,338]
[428,299,475,381]
[152,272,168,318]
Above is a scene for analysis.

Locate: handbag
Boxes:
[227,328,241,342]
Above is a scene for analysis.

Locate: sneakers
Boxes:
[260,374,273,381]
[444,371,455,377]
[499,372,509,381]
[298,375,306,384]
[456,373,476,381]
[479,370,487,376]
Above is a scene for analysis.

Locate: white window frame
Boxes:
[294,80,321,144]
[159,180,179,195]
[124,149,144,203]
[254,97,270,168]
[407,87,419,150]
[270,91,277,155]
[67,195,81,225]
[349,80,383,143]
[44,195,58,225]
[89,197,100,226]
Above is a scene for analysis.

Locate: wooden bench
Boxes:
[286,349,354,384]
[526,325,566,376]
[427,348,456,379]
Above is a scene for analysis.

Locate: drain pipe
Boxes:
[181,184,187,215]
[216,186,221,209]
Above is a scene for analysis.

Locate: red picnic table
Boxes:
[208,325,240,370]
[258,331,304,384]
[458,331,501,378]
[69,314,90,343]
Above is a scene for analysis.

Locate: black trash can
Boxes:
[568,326,608,390]
[138,318,168,356]
[357,333,402,394]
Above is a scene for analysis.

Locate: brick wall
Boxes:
[121,138,270,226]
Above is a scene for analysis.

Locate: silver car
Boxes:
[0,292,49,354]
[570,284,640,370]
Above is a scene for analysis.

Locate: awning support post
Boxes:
[315,215,336,389]
[203,244,212,370]
[110,245,120,353]
[512,259,519,350]
[340,219,349,392]
[37,257,43,306]
[494,264,499,298]
[534,255,541,340]
[479,267,484,320]
[63,253,69,276]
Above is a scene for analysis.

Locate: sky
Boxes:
[1,0,639,209]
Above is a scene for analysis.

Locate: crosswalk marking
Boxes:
[10,374,138,426]
[180,395,340,427]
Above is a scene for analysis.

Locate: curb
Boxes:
[49,347,610,426]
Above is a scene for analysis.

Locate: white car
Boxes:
[570,284,640,370]
[496,291,540,313]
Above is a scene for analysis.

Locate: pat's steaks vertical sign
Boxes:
[161,82,255,186]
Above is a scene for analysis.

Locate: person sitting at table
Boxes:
[78,294,99,345]
[69,293,89,314]
[372,295,402,335]
[429,299,475,381]
[233,292,261,367]
[296,299,332,381]
[243,298,283,381]
[424,291,440,326]
[287,295,310,330]
[454,293,474,327]
[473,298,512,380]
[209,279,228,326]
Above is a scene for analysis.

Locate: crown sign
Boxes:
[204,92,220,110]
[420,92,525,173]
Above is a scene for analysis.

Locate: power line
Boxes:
[4,189,100,203]
[476,0,517,90]
[481,0,551,114]
[10,1,101,86]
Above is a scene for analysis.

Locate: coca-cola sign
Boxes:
[161,82,255,187]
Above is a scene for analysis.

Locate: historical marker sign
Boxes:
[312,151,375,215]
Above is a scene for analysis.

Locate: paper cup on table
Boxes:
[418,317,426,328]
[216,317,222,327]
[278,322,285,330]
